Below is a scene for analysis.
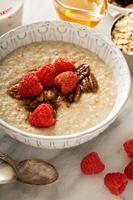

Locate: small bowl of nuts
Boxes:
[108,0,133,14]
[111,12,133,73]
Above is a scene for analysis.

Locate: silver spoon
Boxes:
[0,152,58,185]
[0,160,16,184]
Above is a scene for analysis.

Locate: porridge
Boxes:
[0,41,117,136]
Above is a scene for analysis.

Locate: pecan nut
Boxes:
[27,99,41,111]
[80,77,92,93]
[44,90,57,101]
[75,64,90,81]
[80,73,98,93]
[7,84,21,99]
[68,86,81,102]
[89,73,99,93]
[37,92,45,102]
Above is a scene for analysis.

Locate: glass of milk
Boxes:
[0,0,24,36]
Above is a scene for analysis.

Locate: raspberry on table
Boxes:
[104,172,128,195]
[28,103,56,128]
[36,64,56,87]
[54,57,74,75]
[18,72,43,97]
[123,139,133,158]
[80,152,105,175]
[54,71,78,94]
[124,161,133,180]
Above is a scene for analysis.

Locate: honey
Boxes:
[54,0,107,27]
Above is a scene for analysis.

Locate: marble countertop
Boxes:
[0,0,133,199]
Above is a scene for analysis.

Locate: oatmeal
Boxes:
[0,41,117,135]
[112,12,133,55]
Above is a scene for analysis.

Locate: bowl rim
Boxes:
[108,2,133,13]
[0,20,131,141]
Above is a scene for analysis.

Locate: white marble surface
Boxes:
[0,0,133,199]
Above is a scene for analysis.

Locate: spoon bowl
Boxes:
[0,160,16,184]
[17,159,58,185]
[0,152,58,185]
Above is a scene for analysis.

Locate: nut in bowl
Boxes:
[0,21,131,149]
[108,0,133,13]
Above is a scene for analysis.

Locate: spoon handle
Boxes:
[0,152,18,173]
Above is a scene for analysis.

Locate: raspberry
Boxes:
[54,71,78,94]
[123,139,133,157]
[18,72,43,97]
[54,57,74,75]
[28,103,56,128]
[80,152,105,175]
[104,173,128,195]
[124,161,133,180]
[36,64,56,87]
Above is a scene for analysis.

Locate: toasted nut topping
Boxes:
[89,73,99,93]
[75,64,90,81]
[80,73,98,93]
[44,90,57,101]
[68,86,81,102]
[7,84,21,99]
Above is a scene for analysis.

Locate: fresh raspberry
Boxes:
[123,139,133,157]
[124,161,133,180]
[54,71,78,94]
[80,152,105,175]
[36,64,56,87]
[28,103,56,128]
[18,72,43,97]
[104,173,128,195]
[54,57,74,75]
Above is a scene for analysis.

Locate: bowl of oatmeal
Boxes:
[0,21,131,149]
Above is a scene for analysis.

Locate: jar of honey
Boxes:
[54,0,107,27]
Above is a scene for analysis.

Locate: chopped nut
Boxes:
[37,92,45,102]
[7,84,21,99]
[74,86,81,102]
[75,64,90,81]
[80,77,92,93]
[67,94,74,102]
[80,73,99,93]
[44,90,57,101]
[89,73,99,93]
[23,99,33,105]
[50,96,63,109]
[28,99,41,111]
[68,86,81,102]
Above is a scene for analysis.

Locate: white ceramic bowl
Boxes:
[0,21,131,149]
[108,2,133,16]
